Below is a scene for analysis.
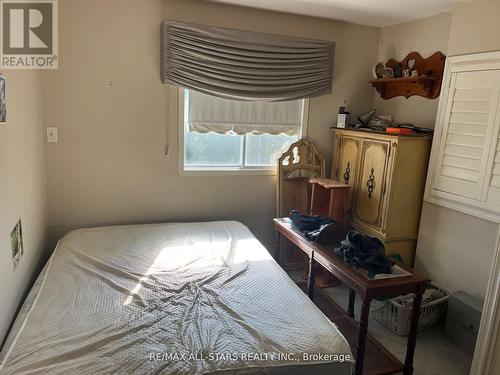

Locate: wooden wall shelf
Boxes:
[370,51,446,100]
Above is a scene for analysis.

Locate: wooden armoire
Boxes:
[331,128,432,266]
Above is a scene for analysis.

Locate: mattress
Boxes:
[0,221,353,375]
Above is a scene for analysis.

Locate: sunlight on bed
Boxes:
[123,236,270,305]
[123,239,248,305]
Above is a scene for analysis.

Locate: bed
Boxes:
[0,221,353,375]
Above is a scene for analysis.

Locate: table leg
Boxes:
[348,288,356,319]
[307,255,316,301]
[354,297,371,375]
[275,231,281,264]
[404,284,425,375]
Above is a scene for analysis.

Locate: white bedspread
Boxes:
[0,221,352,375]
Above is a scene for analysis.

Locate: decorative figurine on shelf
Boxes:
[408,58,416,70]
[393,63,403,78]
[372,62,393,79]
[408,58,418,78]
[403,69,410,77]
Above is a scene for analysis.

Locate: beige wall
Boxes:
[369,8,497,301]
[0,71,47,342]
[447,0,500,57]
[415,204,498,300]
[42,0,379,250]
[374,13,452,127]
[415,1,500,301]
[446,1,500,371]
[372,9,500,370]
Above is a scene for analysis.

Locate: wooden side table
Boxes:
[274,218,429,375]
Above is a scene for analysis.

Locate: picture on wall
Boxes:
[11,219,24,271]
[0,75,5,124]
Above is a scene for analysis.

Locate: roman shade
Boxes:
[162,21,335,101]
[187,90,303,135]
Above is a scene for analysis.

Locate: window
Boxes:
[179,89,308,174]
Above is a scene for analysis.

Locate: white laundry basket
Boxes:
[372,283,450,336]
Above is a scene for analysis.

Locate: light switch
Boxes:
[46,127,58,143]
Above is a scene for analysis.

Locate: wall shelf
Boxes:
[370,51,445,100]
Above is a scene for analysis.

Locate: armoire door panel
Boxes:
[352,140,390,231]
[335,136,360,209]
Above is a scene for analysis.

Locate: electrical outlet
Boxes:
[46,127,58,143]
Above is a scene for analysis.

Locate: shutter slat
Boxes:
[452,100,491,113]
[443,155,481,171]
[441,166,478,183]
[446,134,485,148]
[453,88,493,101]
[444,144,483,159]
[449,122,487,136]
[449,112,489,124]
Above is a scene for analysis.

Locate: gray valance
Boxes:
[161,21,335,101]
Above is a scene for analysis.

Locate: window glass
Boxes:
[245,134,298,166]
[184,126,243,167]
[182,89,304,171]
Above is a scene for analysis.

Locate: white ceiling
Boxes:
[206,0,458,27]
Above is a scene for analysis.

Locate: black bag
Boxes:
[289,210,334,241]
